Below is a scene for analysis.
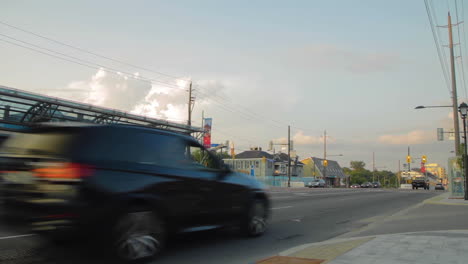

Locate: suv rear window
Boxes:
[0,132,75,157]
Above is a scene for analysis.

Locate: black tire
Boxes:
[241,199,268,237]
[112,209,166,262]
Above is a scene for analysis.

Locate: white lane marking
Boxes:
[271,206,293,210]
[0,234,35,240]
[271,196,296,200]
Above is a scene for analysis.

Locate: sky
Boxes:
[0,0,466,172]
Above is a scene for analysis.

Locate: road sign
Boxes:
[448,129,455,140]
[437,128,444,141]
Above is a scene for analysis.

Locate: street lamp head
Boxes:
[459,102,468,118]
[415,106,425,109]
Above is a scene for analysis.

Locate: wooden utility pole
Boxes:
[323,130,327,185]
[372,152,375,182]
[288,125,291,188]
[448,12,461,154]
[187,81,193,127]
[398,160,401,188]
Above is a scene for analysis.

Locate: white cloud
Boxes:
[45,69,190,122]
[378,130,434,145]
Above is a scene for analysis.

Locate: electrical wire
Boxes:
[0,22,324,142]
[425,0,452,95]
[0,20,186,82]
[0,35,186,91]
[454,0,468,99]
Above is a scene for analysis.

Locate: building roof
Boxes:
[310,157,346,178]
[235,150,273,159]
[273,153,289,162]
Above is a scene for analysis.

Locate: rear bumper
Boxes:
[1,197,108,236]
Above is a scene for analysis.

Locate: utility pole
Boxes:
[398,160,401,188]
[187,81,194,127]
[408,146,411,181]
[288,125,291,188]
[323,130,327,185]
[372,152,375,183]
[448,12,461,154]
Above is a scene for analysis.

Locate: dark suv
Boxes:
[412,179,429,190]
[0,124,270,261]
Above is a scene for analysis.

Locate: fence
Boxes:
[256,176,316,187]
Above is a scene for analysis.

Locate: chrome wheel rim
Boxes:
[248,202,267,235]
[115,211,163,261]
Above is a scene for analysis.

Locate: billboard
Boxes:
[203,118,212,148]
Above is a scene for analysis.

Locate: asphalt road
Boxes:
[0,188,438,264]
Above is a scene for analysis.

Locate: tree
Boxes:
[342,167,352,174]
[216,152,231,160]
[350,161,366,171]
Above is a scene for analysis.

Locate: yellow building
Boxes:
[425,163,447,184]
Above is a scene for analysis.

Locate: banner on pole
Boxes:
[203,118,212,148]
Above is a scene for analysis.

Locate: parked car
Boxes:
[307,179,326,188]
[435,183,445,190]
[350,184,361,188]
[0,124,270,262]
[361,182,373,188]
[372,182,381,188]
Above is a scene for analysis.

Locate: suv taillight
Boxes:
[33,163,94,180]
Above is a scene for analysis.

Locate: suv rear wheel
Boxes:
[113,210,166,262]
[242,199,268,237]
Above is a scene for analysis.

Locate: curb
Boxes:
[278,235,376,256]
[423,192,468,206]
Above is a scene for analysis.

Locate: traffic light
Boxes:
[406,155,411,163]
[422,155,427,164]
[323,160,328,167]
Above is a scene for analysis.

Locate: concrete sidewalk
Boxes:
[257,193,468,264]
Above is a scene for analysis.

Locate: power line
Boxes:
[194,83,321,133]
[0,34,186,91]
[425,0,452,94]
[0,20,186,82]
[0,22,323,141]
[454,0,468,99]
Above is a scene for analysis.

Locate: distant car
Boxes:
[435,183,445,190]
[307,179,326,188]
[350,184,361,188]
[372,182,381,188]
[412,179,429,190]
[361,182,373,188]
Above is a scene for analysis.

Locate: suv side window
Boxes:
[74,129,186,168]
[185,144,221,171]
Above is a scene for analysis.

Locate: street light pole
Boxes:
[458,102,468,200]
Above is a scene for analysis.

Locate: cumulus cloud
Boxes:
[45,69,190,122]
[287,44,400,74]
[378,130,434,145]
[274,130,324,146]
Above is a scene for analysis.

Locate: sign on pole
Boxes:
[437,128,444,141]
